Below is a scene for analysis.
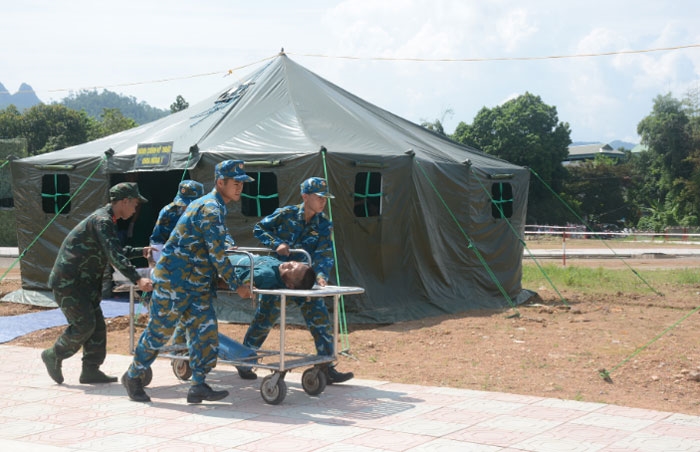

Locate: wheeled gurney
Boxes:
[127,247,364,405]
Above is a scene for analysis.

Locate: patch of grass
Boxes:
[673,268,700,284]
[523,264,700,295]
[521,358,548,370]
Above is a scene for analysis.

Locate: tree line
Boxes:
[2,88,697,232]
[424,91,700,231]
[0,91,188,156]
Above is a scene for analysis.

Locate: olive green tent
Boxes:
[6,53,533,323]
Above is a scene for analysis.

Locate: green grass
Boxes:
[522,263,700,295]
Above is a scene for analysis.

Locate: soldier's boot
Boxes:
[324,364,354,384]
[236,366,258,380]
[187,383,229,404]
[80,365,118,384]
[122,372,151,402]
[41,348,64,384]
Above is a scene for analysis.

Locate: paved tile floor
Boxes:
[2,345,700,451]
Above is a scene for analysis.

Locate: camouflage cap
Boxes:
[177,180,204,200]
[215,160,254,182]
[300,177,334,198]
[109,182,148,203]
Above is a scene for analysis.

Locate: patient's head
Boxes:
[279,261,316,290]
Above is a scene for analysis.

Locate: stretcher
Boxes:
[127,248,364,405]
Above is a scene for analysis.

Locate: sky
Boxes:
[2,0,700,144]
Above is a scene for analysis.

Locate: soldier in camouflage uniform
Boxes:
[148,179,233,348]
[41,182,153,385]
[237,177,354,384]
[148,179,205,264]
[122,160,254,404]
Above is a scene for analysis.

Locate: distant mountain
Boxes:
[0,82,42,110]
[0,83,170,125]
[608,140,637,151]
[571,140,637,151]
[571,141,598,146]
[60,89,169,125]
[0,83,8,106]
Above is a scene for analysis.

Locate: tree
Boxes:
[96,108,137,138]
[452,92,572,224]
[420,109,453,136]
[0,104,140,157]
[563,155,635,227]
[0,105,23,138]
[170,95,189,113]
[20,104,95,155]
[637,93,698,226]
[61,89,169,124]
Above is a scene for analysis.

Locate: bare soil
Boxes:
[2,240,700,415]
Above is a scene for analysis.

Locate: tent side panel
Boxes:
[12,158,108,290]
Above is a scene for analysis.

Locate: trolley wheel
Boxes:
[141,367,153,387]
[171,358,192,381]
[301,367,327,396]
[260,373,287,405]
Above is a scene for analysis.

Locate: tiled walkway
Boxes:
[2,346,700,451]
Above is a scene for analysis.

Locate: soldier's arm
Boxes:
[95,216,142,284]
[253,207,287,249]
[200,204,245,294]
[312,219,335,283]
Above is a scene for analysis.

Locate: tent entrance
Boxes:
[110,170,188,266]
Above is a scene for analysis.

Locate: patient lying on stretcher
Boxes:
[217,254,316,292]
[214,254,316,363]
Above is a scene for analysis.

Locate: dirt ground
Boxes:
[2,240,700,415]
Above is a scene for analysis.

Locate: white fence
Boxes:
[524,225,700,242]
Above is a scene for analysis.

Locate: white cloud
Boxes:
[496,9,538,52]
[4,0,700,143]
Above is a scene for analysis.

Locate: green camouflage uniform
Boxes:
[48,203,144,367]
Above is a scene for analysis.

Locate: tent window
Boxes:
[241,172,278,217]
[41,174,71,214]
[491,182,513,219]
[354,172,382,217]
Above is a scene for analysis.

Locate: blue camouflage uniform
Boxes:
[243,191,336,357]
[230,254,287,289]
[147,180,232,348]
[149,180,204,247]
[128,170,250,386]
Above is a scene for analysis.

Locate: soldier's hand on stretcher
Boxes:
[142,246,153,260]
[136,277,153,292]
[275,243,290,256]
[236,285,253,299]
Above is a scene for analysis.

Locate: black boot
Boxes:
[80,366,118,384]
[122,372,151,402]
[236,366,257,380]
[325,365,354,384]
[41,348,64,384]
[187,383,229,403]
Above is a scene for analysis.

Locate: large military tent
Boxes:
[7,53,533,324]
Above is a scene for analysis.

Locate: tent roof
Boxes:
[20,54,522,174]
[10,53,532,323]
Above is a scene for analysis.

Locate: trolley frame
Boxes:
[127,248,364,404]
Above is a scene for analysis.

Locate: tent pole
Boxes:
[320,148,352,356]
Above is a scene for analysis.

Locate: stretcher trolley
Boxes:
[127,248,365,405]
[238,283,364,404]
